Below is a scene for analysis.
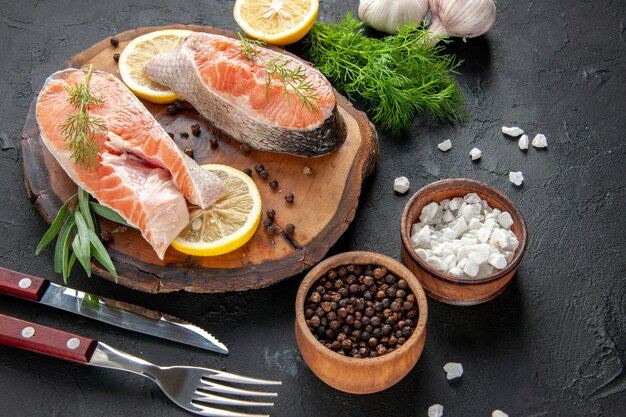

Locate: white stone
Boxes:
[449,266,463,277]
[488,253,508,269]
[518,134,529,150]
[427,256,449,272]
[492,411,509,417]
[497,212,514,229]
[449,197,463,211]
[443,362,464,380]
[438,139,452,152]
[502,126,524,137]
[420,202,443,225]
[532,133,548,148]
[442,209,455,223]
[469,147,482,160]
[509,171,524,186]
[428,404,444,417]
[393,176,410,194]
[463,259,480,277]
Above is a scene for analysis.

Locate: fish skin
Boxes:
[143,32,346,157]
[35,69,223,259]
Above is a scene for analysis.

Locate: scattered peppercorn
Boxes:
[254,164,265,174]
[239,143,251,153]
[190,123,201,137]
[304,264,418,358]
[209,137,218,149]
[263,218,272,228]
[113,53,120,62]
[180,132,189,139]
[184,148,194,157]
[110,37,119,47]
[167,132,174,139]
[100,230,112,243]
[259,170,269,179]
[267,225,278,235]
[266,209,275,220]
[285,223,295,234]
[243,168,252,176]
[167,100,184,115]
[285,192,294,203]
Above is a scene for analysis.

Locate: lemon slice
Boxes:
[233,0,319,46]
[171,164,262,257]
[118,29,192,103]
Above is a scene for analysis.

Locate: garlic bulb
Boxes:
[428,0,496,45]
[359,0,430,35]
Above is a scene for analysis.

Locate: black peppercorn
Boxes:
[191,123,201,136]
[180,132,189,139]
[110,37,119,47]
[209,137,218,148]
[243,168,252,176]
[254,164,264,173]
[285,223,295,234]
[284,192,294,202]
[263,218,272,228]
[184,148,194,157]
[239,143,251,153]
[269,179,278,189]
[113,53,120,62]
[259,170,268,179]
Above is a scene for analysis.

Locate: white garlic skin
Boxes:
[358,0,430,35]
[428,0,496,44]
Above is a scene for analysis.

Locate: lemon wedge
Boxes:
[171,164,262,257]
[233,0,319,46]
[118,29,192,103]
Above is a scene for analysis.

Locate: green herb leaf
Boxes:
[35,194,77,255]
[67,252,77,278]
[73,211,92,277]
[54,215,76,275]
[89,201,131,227]
[78,188,95,231]
[87,228,118,282]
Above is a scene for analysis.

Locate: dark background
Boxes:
[1,0,624,416]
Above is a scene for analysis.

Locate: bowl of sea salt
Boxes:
[400,179,527,305]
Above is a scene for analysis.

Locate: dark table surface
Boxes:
[1,0,625,416]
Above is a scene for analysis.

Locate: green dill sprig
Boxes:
[300,14,466,136]
[238,35,319,112]
[36,188,131,283]
[60,64,105,171]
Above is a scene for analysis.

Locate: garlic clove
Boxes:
[359,0,429,35]
[428,0,497,45]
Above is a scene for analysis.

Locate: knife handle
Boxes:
[0,314,97,364]
[0,266,50,301]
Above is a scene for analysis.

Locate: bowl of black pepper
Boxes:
[295,251,428,394]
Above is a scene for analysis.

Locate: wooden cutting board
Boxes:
[21,25,379,293]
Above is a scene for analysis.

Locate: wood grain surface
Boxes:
[22,25,379,293]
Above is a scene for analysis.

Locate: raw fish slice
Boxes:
[143,32,346,157]
[36,68,220,258]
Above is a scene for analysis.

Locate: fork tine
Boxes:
[190,402,271,417]
[199,378,278,397]
[206,370,282,386]
[193,391,274,407]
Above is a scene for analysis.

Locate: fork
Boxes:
[0,313,281,417]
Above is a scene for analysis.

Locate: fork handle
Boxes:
[0,314,98,364]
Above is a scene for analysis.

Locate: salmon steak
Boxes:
[36,68,225,259]
[143,32,346,157]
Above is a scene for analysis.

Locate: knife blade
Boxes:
[0,266,228,354]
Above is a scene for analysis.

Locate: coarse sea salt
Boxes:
[409,193,519,279]
[492,410,509,417]
[428,404,444,417]
[469,147,482,160]
[438,139,452,152]
[394,176,410,194]
[532,133,548,148]
[509,171,524,186]
[502,126,524,137]
[518,134,529,150]
[443,362,463,380]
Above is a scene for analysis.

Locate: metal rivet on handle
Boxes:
[66,338,81,350]
[21,327,35,338]
[18,278,32,289]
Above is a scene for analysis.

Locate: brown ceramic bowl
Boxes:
[400,179,527,306]
[295,251,428,394]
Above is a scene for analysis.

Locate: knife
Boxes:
[0,266,228,355]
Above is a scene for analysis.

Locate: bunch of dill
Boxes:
[300,14,465,136]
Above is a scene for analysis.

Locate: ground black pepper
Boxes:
[304,263,418,358]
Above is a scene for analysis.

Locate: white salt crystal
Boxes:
[492,411,509,417]
[503,251,515,263]
[427,256,449,272]
[468,244,491,264]
[488,253,508,269]
[497,212,514,229]
[456,246,468,262]
[416,225,432,248]
[479,263,495,276]
[490,229,510,251]
[433,245,445,257]
[411,223,424,236]
[461,204,475,223]
[428,404,444,417]
[420,202,442,225]
[443,254,457,268]
[468,217,482,230]
[442,209,455,223]
[509,171,524,186]
[451,216,468,237]
[442,227,457,239]
[438,139,452,152]
[443,362,464,380]
[502,126,524,137]
[440,199,450,210]
[507,233,520,251]
[464,193,481,204]
[532,133,548,148]
[518,134,529,150]
[469,147,482,160]
[449,266,463,277]
[415,249,430,260]
[477,226,492,243]
[449,197,463,211]
[393,176,410,194]
[463,259,480,277]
